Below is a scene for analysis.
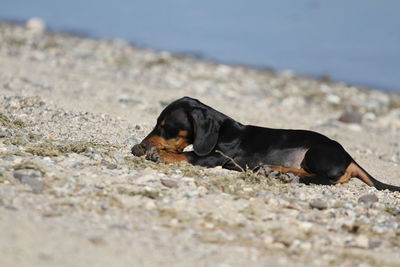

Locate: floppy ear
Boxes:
[191,108,220,156]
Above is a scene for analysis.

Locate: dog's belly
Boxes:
[260,148,308,169]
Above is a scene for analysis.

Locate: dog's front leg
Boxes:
[145,148,227,168]
[145,148,190,164]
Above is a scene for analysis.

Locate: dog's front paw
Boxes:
[145,147,161,163]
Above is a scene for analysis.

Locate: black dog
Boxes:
[132,97,400,192]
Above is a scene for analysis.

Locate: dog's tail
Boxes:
[352,161,400,192]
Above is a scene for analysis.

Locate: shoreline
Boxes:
[2,20,399,93]
[1,22,400,267]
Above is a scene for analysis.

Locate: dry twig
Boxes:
[215,150,245,172]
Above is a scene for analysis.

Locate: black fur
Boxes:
[134,97,400,192]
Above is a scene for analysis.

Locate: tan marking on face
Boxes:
[267,165,314,178]
[157,150,189,164]
[333,162,373,186]
[144,134,190,153]
[178,130,188,137]
[160,120,166,126]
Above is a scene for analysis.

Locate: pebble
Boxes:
[309,199,328,210]
[338,111,363,124]
[118,97,142,106]
[390,208,400,216]
[88,236,106,246]
[347,124,363,131]
[354,235,369,249]
[0,127,12,138]
[161,178,178,188]
[326,94,341,104]
[358,193,379,204]
[101,160,118,170]
[26,17,46,34]
[297,221,313,232]
[13,169,45,191]
[263,235,274,245]
[135,174,157,184]
[144,200,156,210]
[369,239,382,249]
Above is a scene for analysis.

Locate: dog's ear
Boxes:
[191,108,220,156]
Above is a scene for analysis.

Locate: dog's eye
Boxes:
[162,121,172,129]
[160,122,167,129]
[164,124,175,132]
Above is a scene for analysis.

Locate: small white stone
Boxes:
[197,186,208,196]
[347,124,362,131]
[144,200,156,210]
[299,242,311,251]
[326,94,341,104]
[354,235,369,248]
[204,222,214,229]
[26,17,46,33]
[263,235,274,245]
[364,112,376,121]
[298,221,313,232]
[267,198,279,206]
[170,218,179,226]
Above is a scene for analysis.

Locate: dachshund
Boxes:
[132,97,400,192]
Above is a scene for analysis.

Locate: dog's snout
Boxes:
[131,143,146,156]
[140,141,148,150]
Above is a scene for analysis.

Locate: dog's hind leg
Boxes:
[300,141,354,185]
[265,165,314,178]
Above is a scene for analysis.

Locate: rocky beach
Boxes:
[1,22,400,266]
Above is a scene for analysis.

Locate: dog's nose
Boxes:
[131,143,146,156]
[140,141,147,150]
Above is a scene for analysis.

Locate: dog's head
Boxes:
[132,97,223,157]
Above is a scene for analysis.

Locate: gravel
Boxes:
[1,22,400,267]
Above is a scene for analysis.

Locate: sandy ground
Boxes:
[1,23,400,267]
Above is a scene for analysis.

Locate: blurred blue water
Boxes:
[1,0,400,91]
